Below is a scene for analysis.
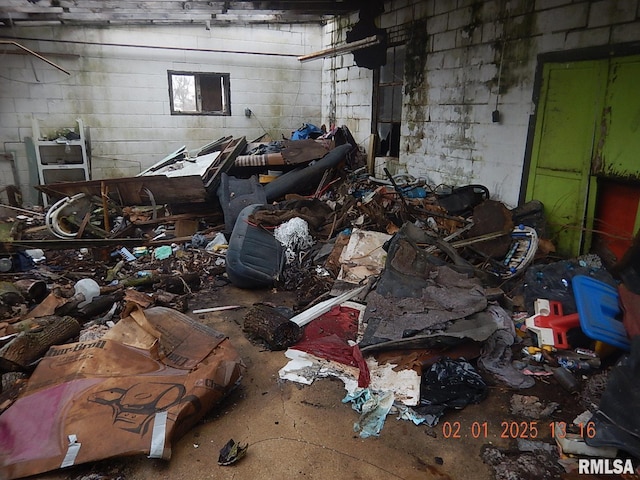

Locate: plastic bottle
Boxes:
[74,278,100,308]
[548,365,579,393]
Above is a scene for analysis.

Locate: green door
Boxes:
[526,61,607,257]
[598,56,640,178]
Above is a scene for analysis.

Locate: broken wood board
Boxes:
[202,136,247,190]
[35,175,209,206]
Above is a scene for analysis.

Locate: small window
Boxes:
[168,71,231,115]
[375,45,405,157]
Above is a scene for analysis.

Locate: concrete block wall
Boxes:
[0,23,323,206]
[320,13,375,151]
[323,0,640,207]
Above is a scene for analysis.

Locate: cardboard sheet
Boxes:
[0,306,244,480]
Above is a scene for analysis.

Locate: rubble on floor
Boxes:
[0,126,638,478]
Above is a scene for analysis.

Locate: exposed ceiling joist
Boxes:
[0,0,369,27]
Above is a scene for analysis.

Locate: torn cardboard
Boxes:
[0,306,244,480]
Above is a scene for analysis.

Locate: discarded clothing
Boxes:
[478,327,535,389]
[249,198,334,232]
[247,141,283,155]
[342,388,395,438]
[291,123,322,140]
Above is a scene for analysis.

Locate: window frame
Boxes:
[373,44,405,157]
[168,70,231,116]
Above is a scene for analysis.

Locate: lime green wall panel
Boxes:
[599,56,640,179]
[526,61,606,257]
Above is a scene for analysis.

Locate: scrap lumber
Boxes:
[0,315,81,372]
[243,304,302,350]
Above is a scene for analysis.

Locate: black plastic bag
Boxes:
[416,357,487,419]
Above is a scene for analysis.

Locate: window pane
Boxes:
[392,84,402,121]
[380,48,395,84]
[379,85,393,122]
[200,74,223,112]
[169,71,230,115]
[171,74,196,111]
[394,45,405,80]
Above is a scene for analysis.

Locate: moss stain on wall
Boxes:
[491,0,536,96]
[404,18,429,153]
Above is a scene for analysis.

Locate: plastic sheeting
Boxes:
[342,389,395,438]
[414,357,487,427]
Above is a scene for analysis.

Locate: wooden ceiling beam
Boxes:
[0,0,363,26]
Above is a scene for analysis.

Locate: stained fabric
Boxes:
[249,198,334,231]
[291,123,322,140]
[292,305,370,388]
[342,389,394,438]
[361,268,487,346]
[360,222,488,348]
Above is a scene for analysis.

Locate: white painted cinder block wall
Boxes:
[322,0,640,207]
[0,23,323,206]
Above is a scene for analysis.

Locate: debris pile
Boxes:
[0,125,638,478]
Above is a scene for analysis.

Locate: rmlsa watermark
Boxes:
[578,458,635,475]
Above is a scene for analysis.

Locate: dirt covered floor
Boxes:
[26,280,604,480]
[2,144,638,480]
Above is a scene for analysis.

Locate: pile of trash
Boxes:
[0,126,638,478]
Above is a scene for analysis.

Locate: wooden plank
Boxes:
[58,12,216,21]
[57,1,225,8]
[203,136,247,190]
[366,134,377,175]
[35,175,209,206]
[0,1,63,14]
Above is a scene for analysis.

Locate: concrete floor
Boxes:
[32,283,585,480]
